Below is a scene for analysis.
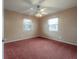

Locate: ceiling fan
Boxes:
[23,0,58,17]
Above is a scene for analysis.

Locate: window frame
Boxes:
[23,18,32,31]
[48,17,58,31]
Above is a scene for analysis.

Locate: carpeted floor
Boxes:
[4,37,77,59]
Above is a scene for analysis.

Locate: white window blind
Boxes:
[48,18,58,31]
[23,19,32,31]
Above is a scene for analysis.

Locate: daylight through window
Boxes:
[48,18,58,31]
[23,18,32,31]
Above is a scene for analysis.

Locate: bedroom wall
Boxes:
[4,7,77,45]
[41,7,77,45]
[4,10,38,43]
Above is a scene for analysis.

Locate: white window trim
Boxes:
[48,17,58,31]
[23,18,32,31]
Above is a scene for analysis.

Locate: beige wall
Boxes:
[4,7,77,45]
[4,10,39,43]
[40,7,77,45]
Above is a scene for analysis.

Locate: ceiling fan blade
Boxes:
[41,6,61,10]
[37,0,45,5]
[24,0,33,6]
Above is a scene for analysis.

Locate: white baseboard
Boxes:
[41,36,77,46]
[4,36,37,43]
[4,36,77,46]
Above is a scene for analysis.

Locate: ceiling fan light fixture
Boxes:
[35,13,43,17]
[40,8,46,12]
[34,11,47,17]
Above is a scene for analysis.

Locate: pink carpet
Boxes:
[4,37,77,59]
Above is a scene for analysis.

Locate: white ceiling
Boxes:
[4,0,77,16]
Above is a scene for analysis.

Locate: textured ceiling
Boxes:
[4,0,77,16]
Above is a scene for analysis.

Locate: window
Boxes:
[48,18,58,31]
[23,18,32,31]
